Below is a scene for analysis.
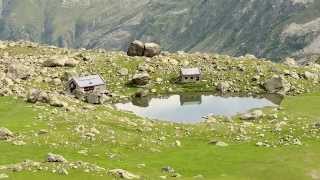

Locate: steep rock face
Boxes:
[0,0,319,61]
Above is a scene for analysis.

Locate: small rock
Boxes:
[209,140,229,147]
[108,169,140,179]
[47,153,67,163]
[0,127,14,140]
[240,110,264,121]
[0,173,8,179]
[118,68,129,76]
[162,166,175,173]
[217,82,230,93]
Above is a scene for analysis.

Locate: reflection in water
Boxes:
[180,94,202,105]
[132,97,151,107]
[116,94,279,123]
[264,94,284,105]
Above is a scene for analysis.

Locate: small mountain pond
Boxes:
[115,93,283,123]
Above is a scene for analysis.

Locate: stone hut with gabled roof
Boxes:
[67,74,106,95]
[180,68,201,83]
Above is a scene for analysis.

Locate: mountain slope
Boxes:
[0,0,319,60]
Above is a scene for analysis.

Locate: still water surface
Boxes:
[115,94,281,123]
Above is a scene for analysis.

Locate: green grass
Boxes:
[1,92,320,179]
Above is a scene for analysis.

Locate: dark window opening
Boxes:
[191,77,194,80]
[196,77,200,81]
[185,77,188,80]
[84,86,95,92]
[70,82,76,92]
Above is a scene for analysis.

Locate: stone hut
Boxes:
[67,75,106,96]
[180,68,201,83]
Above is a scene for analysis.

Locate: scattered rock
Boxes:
[47,153,67,163]
[193,174,204,179]
[49,95,66,107]
[0,127,14,140]
[217,82,231,93]
[209,140,229,147]
[162,166,175,173]
[0,173,8,179]
[108,169,140,179]
[240,110,264,120]
[304,71,318,81]
[175,140,181,147]
[58,167,69,175]
[118,68,129,76]
[132,72,150,86]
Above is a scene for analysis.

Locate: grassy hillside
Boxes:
[0,41,319,179]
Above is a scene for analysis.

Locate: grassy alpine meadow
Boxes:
[0,42,320,179]
[1,93,320,179]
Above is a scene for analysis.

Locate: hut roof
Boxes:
[72,75,105,88]
[181,68,201,76]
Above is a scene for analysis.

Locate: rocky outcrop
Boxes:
[263,76,290,94]
[6,64,31,80]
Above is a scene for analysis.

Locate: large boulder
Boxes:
[127,40,145,57]
[263,76,290,94]
[283,57,297,67]
[26,89,50,103]
[132,72,150,86]
[26,89,41,103]
[6,64,31,80]
[0,127,14,140]
[43,56,66,67]
[49,95,67,107]
[64,58,79,67]
[144,43,161,57]
[304,71,318,81]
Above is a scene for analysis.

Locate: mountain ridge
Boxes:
[0,0,319,61]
